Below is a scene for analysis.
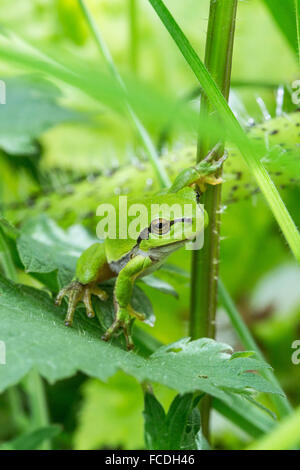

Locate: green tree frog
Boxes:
[55,150,225,349]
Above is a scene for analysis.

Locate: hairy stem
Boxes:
[190,0,238,438]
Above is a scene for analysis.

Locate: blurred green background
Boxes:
[0,0,299,450]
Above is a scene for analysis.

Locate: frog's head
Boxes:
[137,187,208,254]
[103,187,208,263]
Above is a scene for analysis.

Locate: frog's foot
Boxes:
[195,149,228,192]
[55,281,108,327]
[101,306,146,350]
[169,146,227,194]
[197,175,224,193]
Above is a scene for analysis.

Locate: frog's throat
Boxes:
[109,235,193,275]
[108,242,185,275]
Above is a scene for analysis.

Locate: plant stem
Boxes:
[25,370,50,428]
[218,280,292,419]
[129,0,139,73]
[78,0,170,189]
[7,387,29,432]
[148,0,300,262]
[189,0,238,439]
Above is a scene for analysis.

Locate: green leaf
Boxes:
[0,277,283,403]
[144,392,207,450]
[0,215,19,240]
[160,264,190,280]
[262,0,298,57]
[0,425,60,450]
[144,392,166,450]
[16,215,156,330]
[195,430,211,450]
[165,394,201,450]
[218,279,292,418]
[0,76,84,155]
[17,215,97,286]
[139,275,179,298]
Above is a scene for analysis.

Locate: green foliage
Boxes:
[144,392,209,450]
[17,215,96,286]
[0,76,84,155]
[0,425,60,450]
[5,112,300,230]
[0,263,281,399]
[296,0,300,60]
[148,0,300,262]
[248,405,300,450]
[0,0,299,451]
[262,0,299,56]
[74,373,144,450]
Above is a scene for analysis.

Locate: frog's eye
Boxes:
[150,218,171,235]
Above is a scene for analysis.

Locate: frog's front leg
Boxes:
[169,144,227,194]
[55,243,109,326]
[102,255,152,350]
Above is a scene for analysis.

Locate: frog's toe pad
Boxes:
[93,286,109,301]
[55,281,108,327]
[102,309,135,350]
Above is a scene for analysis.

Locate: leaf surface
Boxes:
[0,275,282,403]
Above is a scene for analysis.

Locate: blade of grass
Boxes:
[0,32,227,153]
[212,395,275,439]
[77,0,170,189]
[148,0,300,262]
[247,406,300,450]
[218,280,292,419]
[263,0,298,57]
[295,0,300,61]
